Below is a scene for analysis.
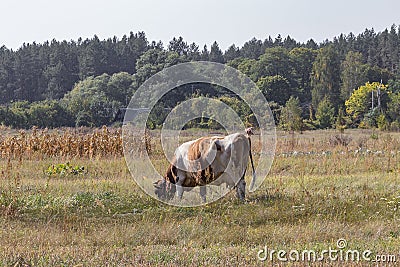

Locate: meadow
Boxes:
[0,127,400,266]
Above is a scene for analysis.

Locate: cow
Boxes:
[154,128,256,202]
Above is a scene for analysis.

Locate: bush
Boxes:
[377,114,390,131]
[315,97,335,129]
[0,100,74,129]
[361,108,380,128]
[45,163,85,177]
[302,119,317,130]
[390,121,400,131]
[328,134,352,146]
[280,96,303,132]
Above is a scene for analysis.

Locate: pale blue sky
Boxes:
[1,0,400,50]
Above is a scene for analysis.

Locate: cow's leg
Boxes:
[236,175,246,201]
[175,170,186,200]
[200,186,206,203]
[176,186,184,199]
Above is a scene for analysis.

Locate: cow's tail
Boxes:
[247,134,256,191]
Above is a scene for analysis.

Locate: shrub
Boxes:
[45,163,85,177]
[377,114,390,131]
[315,97,335,129]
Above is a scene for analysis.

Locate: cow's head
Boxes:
[153,163,177,200]
[153,179,175,200]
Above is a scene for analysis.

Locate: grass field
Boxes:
[1,128,400,266]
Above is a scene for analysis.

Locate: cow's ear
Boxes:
[153,180,162,188]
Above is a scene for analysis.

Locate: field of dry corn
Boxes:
[1,127,400,266]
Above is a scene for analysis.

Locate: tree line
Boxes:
[0,25,400,129]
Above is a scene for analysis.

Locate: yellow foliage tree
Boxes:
[345,82,388,120]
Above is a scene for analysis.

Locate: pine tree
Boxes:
[280,96,303,132]
[335,107,347,133]
[209,41,225,63]
[168,37,189,56]
[315,97,335,129]
[289,47,317,102]
[240,38,263,59]
[388,24,399,73]
[201,45,209,61]
[340,51,367,101]
[311,45,341,109]
[187,43,201,61]
[224,44,240,62]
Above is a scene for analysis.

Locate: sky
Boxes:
[1,0,400,51]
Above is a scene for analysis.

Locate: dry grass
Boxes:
[0,126,122,160]
[0,128,400,266]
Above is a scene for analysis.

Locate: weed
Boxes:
[45,163,85,177]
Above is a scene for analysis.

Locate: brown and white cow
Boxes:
[154,128,256,202]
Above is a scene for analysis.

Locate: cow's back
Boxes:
[173,133,250,187]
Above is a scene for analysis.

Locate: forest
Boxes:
[1,25,400,130]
